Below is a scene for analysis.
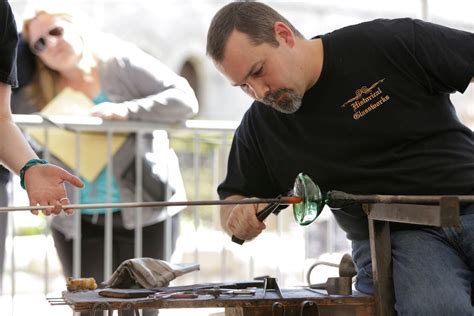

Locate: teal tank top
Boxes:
[81,91,122,214]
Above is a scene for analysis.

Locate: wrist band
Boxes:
[20,159,48,190]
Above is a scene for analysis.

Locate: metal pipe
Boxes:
[327,191,474,205]
[73,130,82,280]
[104,130,113,280]
[192,133,201,283]
[134,131,144,259]
[0,196,302,212]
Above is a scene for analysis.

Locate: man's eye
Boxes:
[240,84,250,93]
[253,67,263,76]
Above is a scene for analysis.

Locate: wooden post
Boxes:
[368,215,396,316]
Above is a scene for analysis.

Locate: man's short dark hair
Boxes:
[206,1,304,62]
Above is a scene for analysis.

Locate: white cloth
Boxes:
[106,257,199,288]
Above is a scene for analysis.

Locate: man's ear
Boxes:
[274,21,296,47]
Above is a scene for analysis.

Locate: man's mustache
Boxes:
[263,88,291,104]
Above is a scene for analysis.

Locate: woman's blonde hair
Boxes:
[22,10,97,109]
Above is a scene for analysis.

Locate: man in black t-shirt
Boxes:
[0,28,37,293]
[207,2,474,314]
[0,0,83,291]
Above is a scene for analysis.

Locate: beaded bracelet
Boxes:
[19,159,48,189]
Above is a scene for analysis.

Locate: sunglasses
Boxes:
[31,26,64,54]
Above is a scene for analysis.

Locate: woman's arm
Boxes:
[92,41,199,123]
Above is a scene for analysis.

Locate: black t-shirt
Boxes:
[218,18,474,240]
[0,0,18,87]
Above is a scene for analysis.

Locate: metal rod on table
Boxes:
[0,196,302,212]
[327,191,474,205]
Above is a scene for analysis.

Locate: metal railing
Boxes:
[1,114,345,306]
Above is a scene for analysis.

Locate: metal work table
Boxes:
[59,288,375,316]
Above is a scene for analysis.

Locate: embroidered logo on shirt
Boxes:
[341,78,390,120]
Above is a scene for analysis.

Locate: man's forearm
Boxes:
[0,119,38,174]
[0,84,37,174]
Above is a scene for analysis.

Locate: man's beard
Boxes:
[261,88,303,114]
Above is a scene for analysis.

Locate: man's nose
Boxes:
[248,80,269,101]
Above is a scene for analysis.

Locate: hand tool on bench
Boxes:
[175,287,256,299]
[99,280,265,299]
[99,288,157,299]
[149,291,199,299]
[254,276,283,299]
[306,253,356,295]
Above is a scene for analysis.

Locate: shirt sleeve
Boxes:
[411,19,474,94]
[217,111,276,200]
[0,1,19,87]
[217,131,254,199]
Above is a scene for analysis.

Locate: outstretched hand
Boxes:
[23,164,84,215]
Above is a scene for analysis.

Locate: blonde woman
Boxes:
[19,9,198,313]
[0,3,82,212]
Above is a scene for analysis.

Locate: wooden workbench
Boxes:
[61,288,375,316]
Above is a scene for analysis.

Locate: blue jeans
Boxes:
[352,207,474,316]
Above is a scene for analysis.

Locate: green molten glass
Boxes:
[292,173,325,226]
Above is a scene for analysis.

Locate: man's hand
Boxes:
[224,198,268,241]
[24,164,84,216]
[89,102,129,121]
